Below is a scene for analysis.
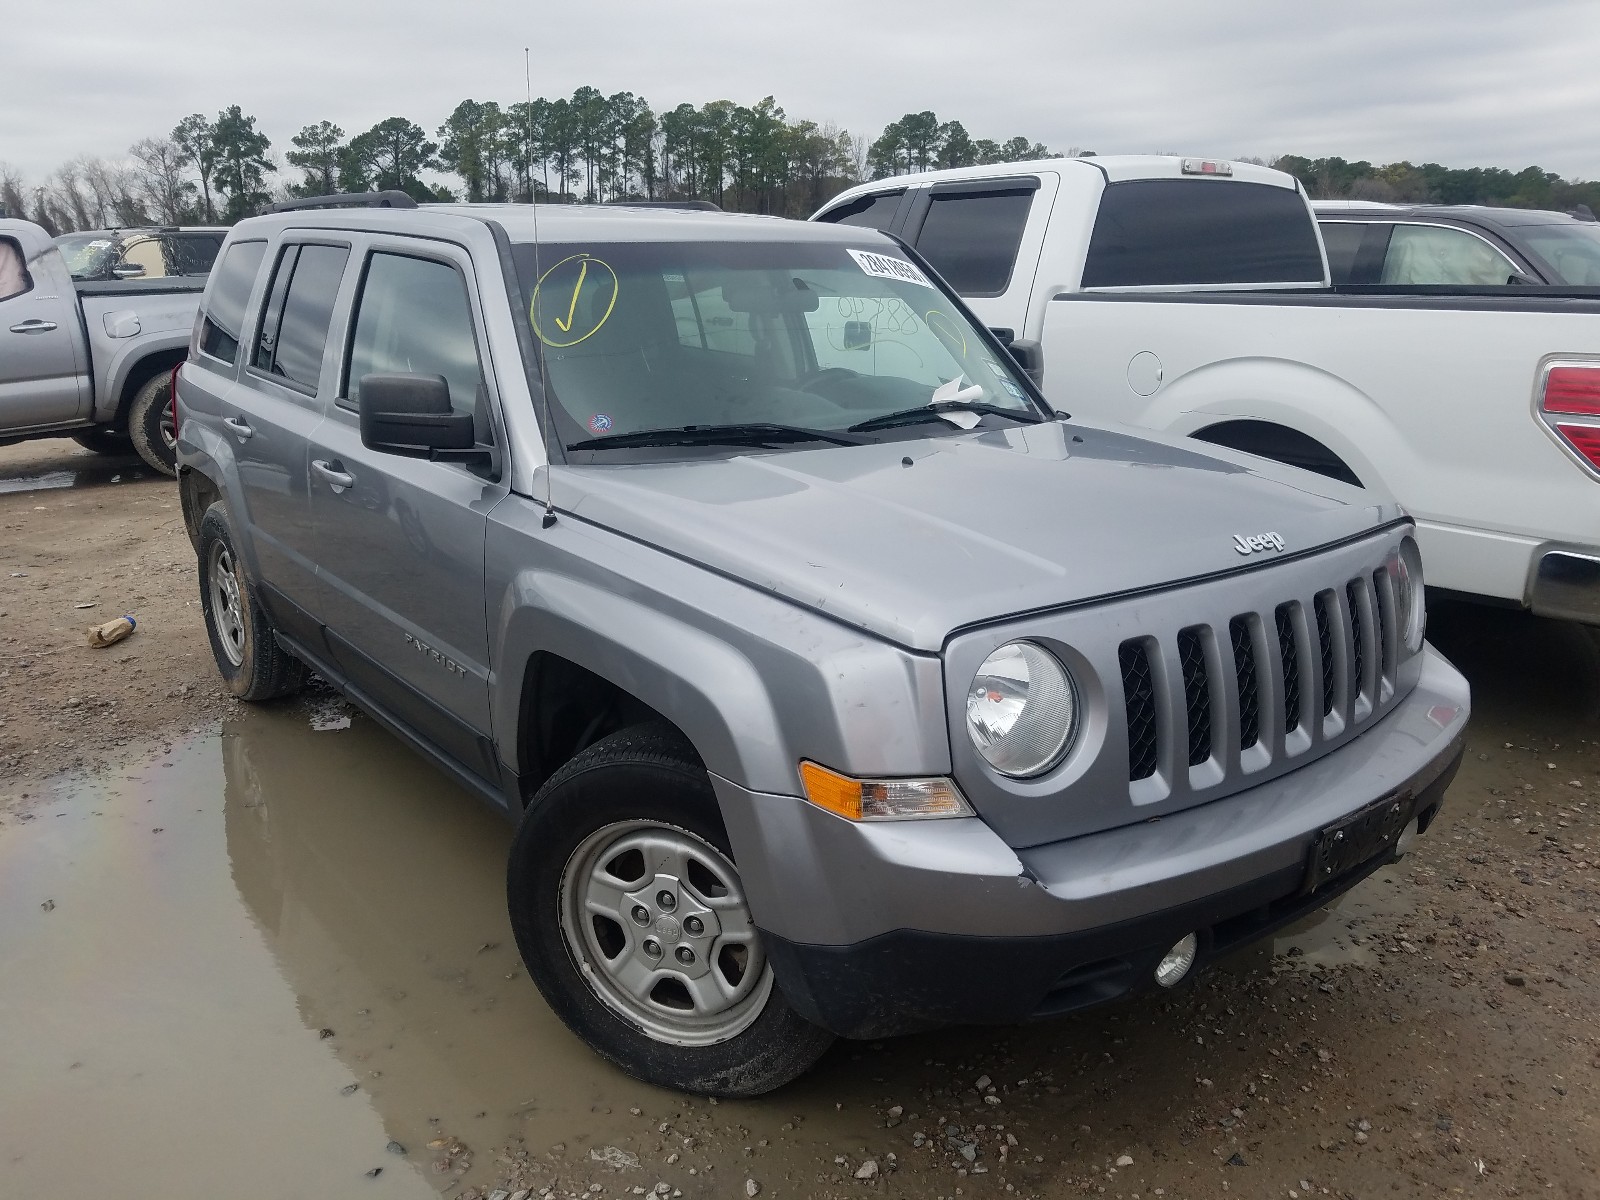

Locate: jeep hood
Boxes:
[557,421,1403,652]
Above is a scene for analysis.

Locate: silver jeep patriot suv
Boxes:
[174,191,1469,1096]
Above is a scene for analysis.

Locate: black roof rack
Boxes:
[268,190,419,214]
[602,199,721,212]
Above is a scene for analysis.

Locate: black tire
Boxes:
[197,502,306,702]
[71,428,136,457]
[127,370,178,477]
[507,724,834,1096]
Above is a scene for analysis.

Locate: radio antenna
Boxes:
[526,45,557,529]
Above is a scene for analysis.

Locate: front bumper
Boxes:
[1528,548,1600,625]
[714,645,1469,1039]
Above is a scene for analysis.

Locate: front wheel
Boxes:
[127,371,177,477]
[507,725,834,1096]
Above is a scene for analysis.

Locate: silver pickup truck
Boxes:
[175,194,1470,1096]
[0,218,204,474]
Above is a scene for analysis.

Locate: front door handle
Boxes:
[222,416,253,440]
[9,319,58,334]
[312,459,356,492]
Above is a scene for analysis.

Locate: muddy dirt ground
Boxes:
[1,440,1597,1200]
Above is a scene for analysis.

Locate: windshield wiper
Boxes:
[567,422,864,451]
[848,400,1044,434]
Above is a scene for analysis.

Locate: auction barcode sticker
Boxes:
[847,248,934,289]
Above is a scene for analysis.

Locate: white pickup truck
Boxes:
[813,156,1600,627]
[1,218,205,474]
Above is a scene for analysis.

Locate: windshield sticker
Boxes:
[530,253,619,348]
[86,239,113,250]
[847,248,934,289]
[587,413,614,435]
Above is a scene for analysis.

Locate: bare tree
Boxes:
[0,163,27,220]
[130,138,195,224]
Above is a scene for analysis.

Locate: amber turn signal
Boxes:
[798,761,973,822]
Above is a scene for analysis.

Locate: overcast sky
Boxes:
[6,0,1600,185]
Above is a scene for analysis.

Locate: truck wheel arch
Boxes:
[111,348,188,429]
[1190,420,1364,488]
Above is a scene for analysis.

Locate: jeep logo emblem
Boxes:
[1233,532,1285,556]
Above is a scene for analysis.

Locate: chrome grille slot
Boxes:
[1346,579,1366,705]
[1230,616,1260,751]
[1119,640,1159,781]
[1372,567,1392,682]
[1177,626,1212,767]
[1314,592,1337,717]
[1276,602,1303,734]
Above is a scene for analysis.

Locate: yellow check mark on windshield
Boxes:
[555,259,589,333]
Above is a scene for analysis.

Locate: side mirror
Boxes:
[112,262,146,279]
[1006,339,1046,388]
[357,373,483,462]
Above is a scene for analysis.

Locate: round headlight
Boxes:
[1394,537,1426,652]
[965,642,1078,778]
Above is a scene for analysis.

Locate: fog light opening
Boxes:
[1155,933,1199,988]
[1395,816,1421,859]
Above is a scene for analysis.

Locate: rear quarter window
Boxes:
[1318,221,1368,286]
[199,240,268,364]
[1081,179,1325,288]
[816,190,905,231]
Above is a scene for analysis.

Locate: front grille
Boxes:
[1177,627,1212,766]
[1119,642,1159,781]
[1119,569,1393,785]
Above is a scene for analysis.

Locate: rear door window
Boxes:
[815,190,906,232]
[1379,224,1521,286]
[252,243,349,391]
[345,251,484,415]
[199,240,267,364]
[912,186,1035,296]
[1082,179,1325,287]
[167,234,224,276]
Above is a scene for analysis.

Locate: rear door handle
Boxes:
[222,416,253,440]
[312,459,356,492]
[9,319,58,334]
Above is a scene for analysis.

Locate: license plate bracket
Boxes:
[1303,791,1414,894]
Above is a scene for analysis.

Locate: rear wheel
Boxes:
[197,503,306,701]
[127,371,177,477]
[507,724,834,1096]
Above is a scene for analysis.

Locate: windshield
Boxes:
[55,234,119,280]
[510,238,1040,455]
[1517,223,1600,286]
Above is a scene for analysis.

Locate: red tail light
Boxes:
[1541,365,1600,416]
[1556,423,1600,469]
[1539,364,1600,474]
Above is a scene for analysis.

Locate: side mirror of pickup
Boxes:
[111,263,146,279]
[358,373,489,465]
[989,327,1045,388]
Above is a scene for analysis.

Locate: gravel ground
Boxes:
[1,438,1596,1198]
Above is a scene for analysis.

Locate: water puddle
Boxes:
[0,709,889,1196]
[0,703,1448,1197]
[0,459,156,495]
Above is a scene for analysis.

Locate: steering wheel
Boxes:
[794,366,860,394]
